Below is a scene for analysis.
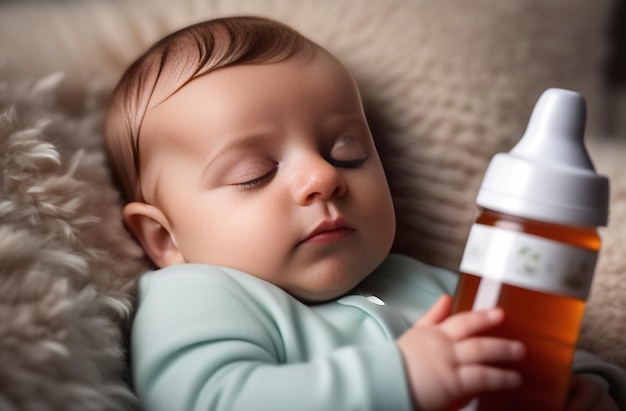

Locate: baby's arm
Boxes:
[565,374,619,411]
[398,295,525,411]
[132,266,414,411]
[567,349,626,410]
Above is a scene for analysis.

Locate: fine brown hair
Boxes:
[105,16,315,202]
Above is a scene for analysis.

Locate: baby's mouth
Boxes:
[300,218,354,245]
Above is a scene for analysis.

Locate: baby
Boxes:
[105,16,623,410]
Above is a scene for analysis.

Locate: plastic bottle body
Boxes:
[453,208,601,411]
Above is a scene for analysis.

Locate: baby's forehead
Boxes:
[146,45,341,111]
[141,50,360,143]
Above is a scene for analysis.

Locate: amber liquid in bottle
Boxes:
[453,209,601,411]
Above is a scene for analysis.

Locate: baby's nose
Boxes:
[291,156,347,205]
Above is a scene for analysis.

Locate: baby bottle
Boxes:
[453,88,609,410]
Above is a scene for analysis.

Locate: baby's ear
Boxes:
[123,202,185,268]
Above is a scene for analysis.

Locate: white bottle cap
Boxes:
[477,88,609,227]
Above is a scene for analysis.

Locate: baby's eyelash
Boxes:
[234,168,278,189]
[331,157,367,168]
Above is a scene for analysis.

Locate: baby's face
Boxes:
[138,50,396,302]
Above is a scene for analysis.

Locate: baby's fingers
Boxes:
[417,295,453,326]
[455,338,525,365]
[458,365,523,395]
[439,309,506,340]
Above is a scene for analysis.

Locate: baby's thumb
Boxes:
[416,295,453,326]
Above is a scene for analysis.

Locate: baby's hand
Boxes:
[565,374,619,411]
[398,295,525,411]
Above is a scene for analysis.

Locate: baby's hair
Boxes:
[105,16,315,202]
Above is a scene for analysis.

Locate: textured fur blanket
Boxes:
[0,74,146,410]
[0,0,625,409]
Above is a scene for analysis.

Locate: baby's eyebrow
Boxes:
[203,134,271,172]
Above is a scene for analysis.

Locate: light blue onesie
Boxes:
[131,253,626,410]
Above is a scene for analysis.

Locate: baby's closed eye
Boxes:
[329,135,368,167]
[225,159,279,189]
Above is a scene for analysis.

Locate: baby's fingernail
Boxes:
[486,308,504,321]
[511,342,526,357]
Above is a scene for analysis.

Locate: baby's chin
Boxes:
[285,255,387,303]
[286,275,369,304]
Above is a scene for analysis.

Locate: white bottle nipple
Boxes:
[476,88,609,227]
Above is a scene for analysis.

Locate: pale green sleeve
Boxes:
[132,265,412,411]
[572,350,626,409]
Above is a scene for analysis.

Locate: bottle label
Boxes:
[460,224,597,300]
